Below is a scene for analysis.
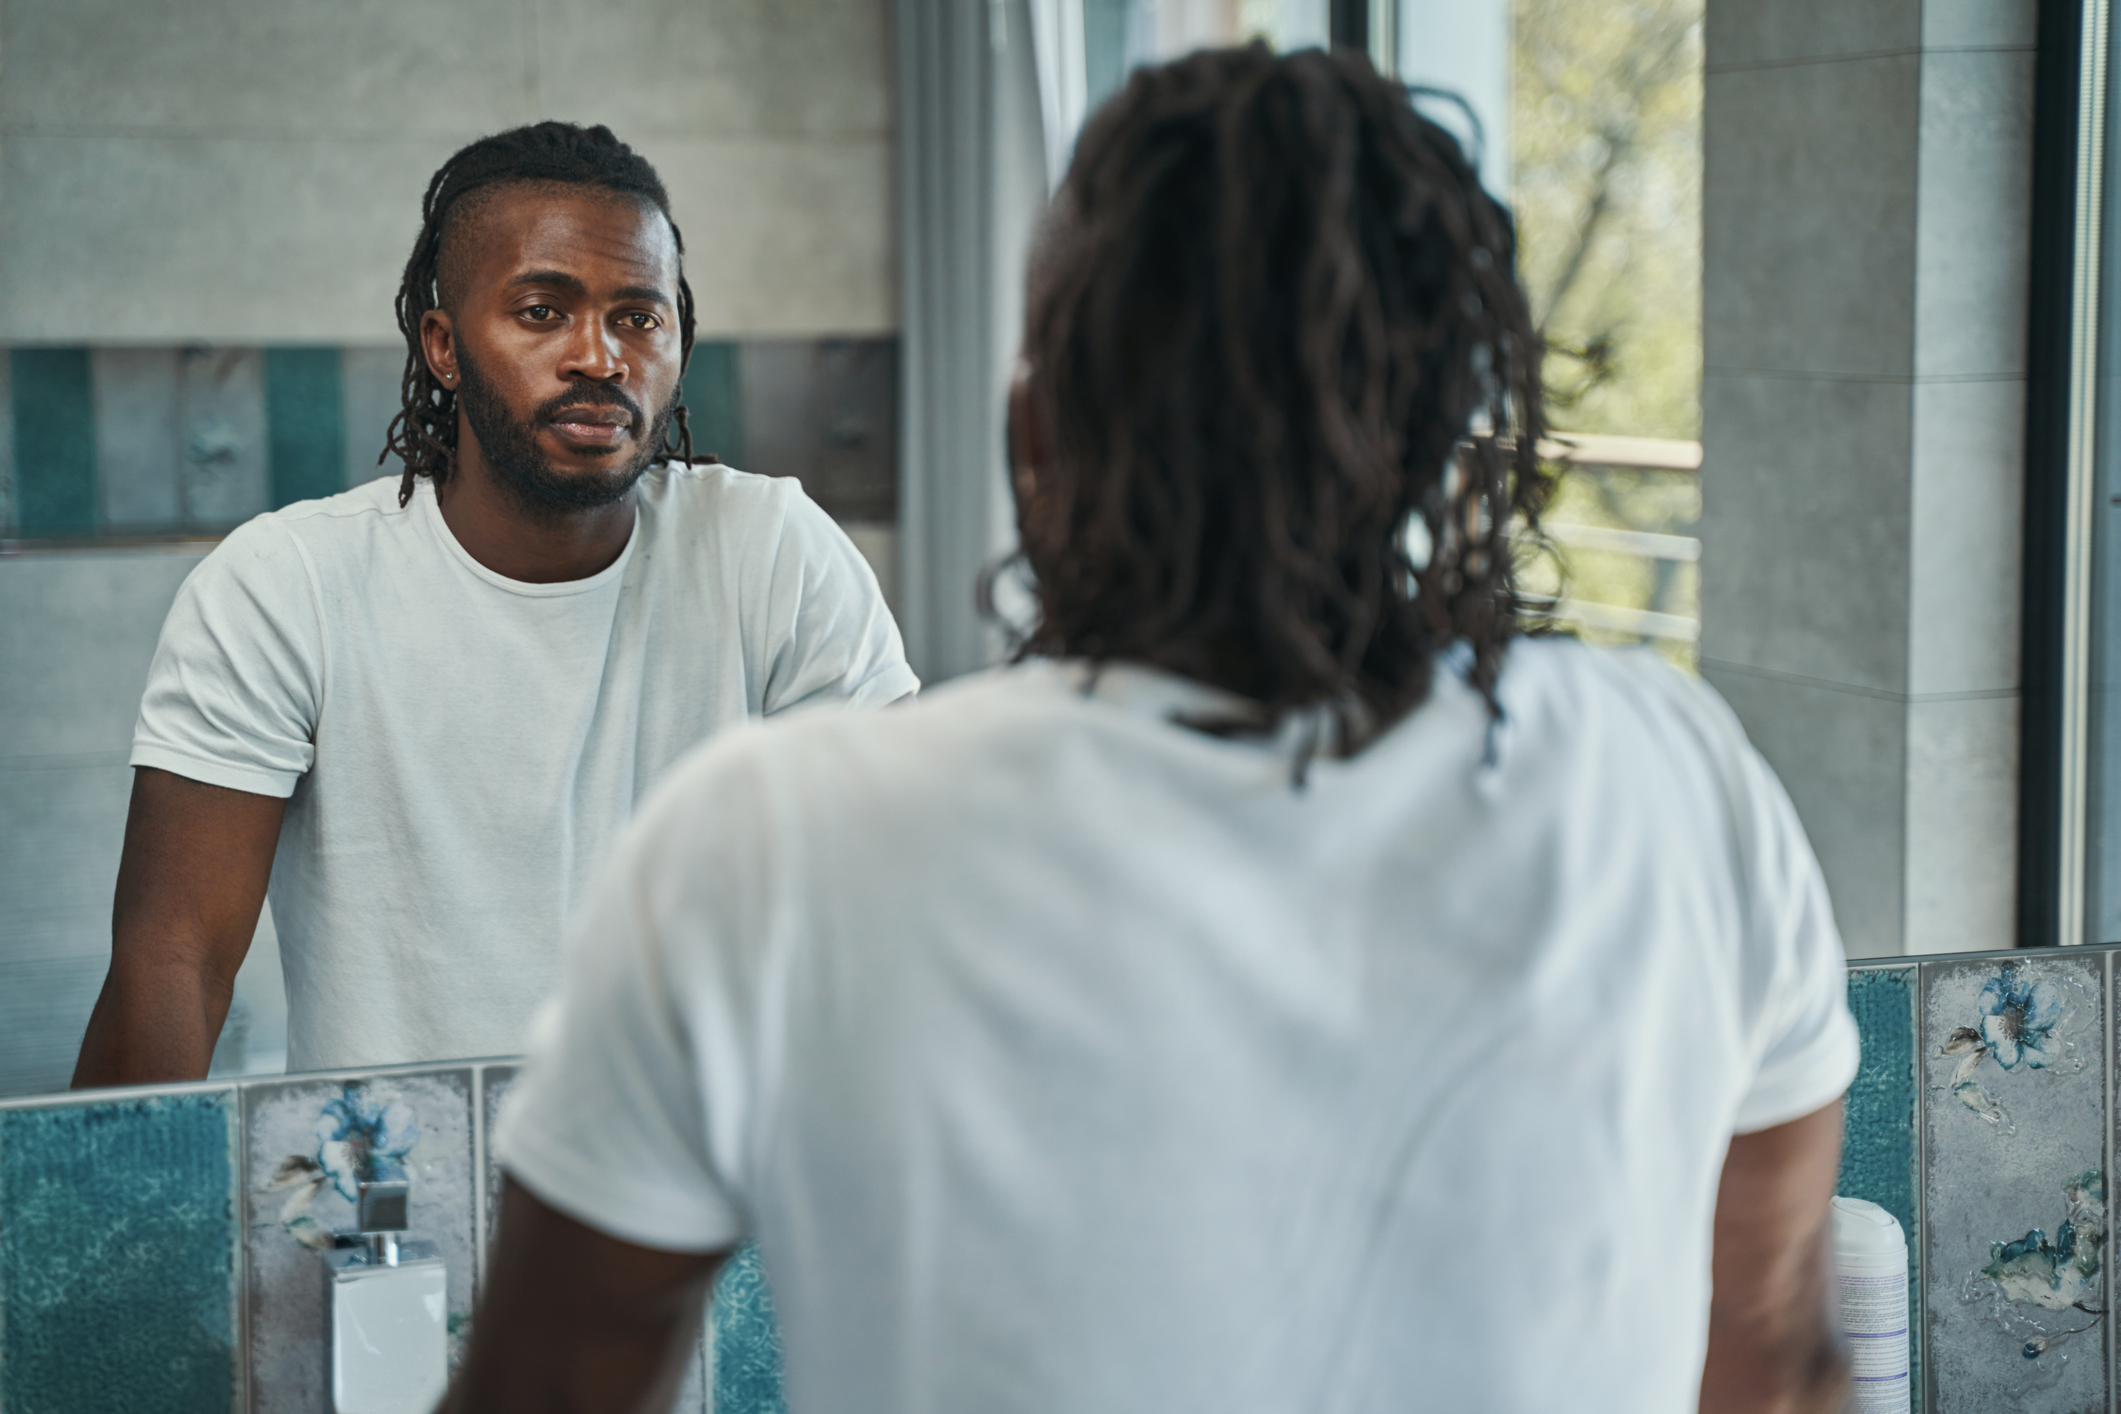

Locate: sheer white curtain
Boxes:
[894,0,1048,684]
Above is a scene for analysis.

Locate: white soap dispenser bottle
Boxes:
[1830,1195,1910,1414]
[321,1178,448,1414]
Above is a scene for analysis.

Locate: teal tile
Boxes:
[713,1242,786,1414]
[1844,967,1918,1231]
[265,347,347,510]
[1843,966,1920,1411]
[0,1089,240,1414]
[682,341,743,466]
[10,347,96,535]
[264,347,346,509]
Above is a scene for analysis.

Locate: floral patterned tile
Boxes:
[0,1088,241,1414]
[477,1062,706,1411]
[241,1067,475,1412]
[1922,954,2109,1411]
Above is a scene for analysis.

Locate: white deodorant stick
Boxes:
[1831,1196,1911,1413]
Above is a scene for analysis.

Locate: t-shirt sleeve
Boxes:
[1677,672,1860,1134]
[492,740,772,1253]
[755,482,920,715]
[131,519,324,798]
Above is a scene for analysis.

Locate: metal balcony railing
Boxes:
[1534,432,1703,646]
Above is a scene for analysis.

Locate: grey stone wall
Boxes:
[1700,1,2034,956]
[0,0,896,342]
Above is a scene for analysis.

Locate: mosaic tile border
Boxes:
[0,1058,730,1413]
[0,337,898,542]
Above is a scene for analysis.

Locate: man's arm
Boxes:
[440,1175,728,1414]
[1701,1100,1853,1414]
[71,766,285,1088]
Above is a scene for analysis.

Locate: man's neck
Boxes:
[433,449,638,585]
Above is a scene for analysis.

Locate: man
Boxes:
[71,122,916,1084]
[453,52,1855,1414]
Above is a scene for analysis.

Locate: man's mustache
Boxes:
[534,385,644,429]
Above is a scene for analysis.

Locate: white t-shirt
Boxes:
[132,465,918,1072]
[496,641,1858,1414]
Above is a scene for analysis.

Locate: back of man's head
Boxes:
[1015,45,1550,752]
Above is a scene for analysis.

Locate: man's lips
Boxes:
[546,409,634,445]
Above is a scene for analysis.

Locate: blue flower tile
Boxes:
[713,1242,786,1414]
[0,1088,240,1414]
[241,1068,474,1411]
[1844,965,1920,1411]
[1922,954,2109,1411]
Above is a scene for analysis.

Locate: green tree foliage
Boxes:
[1513,0,1702,440]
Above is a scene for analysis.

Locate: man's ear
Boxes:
[420,309,460,390]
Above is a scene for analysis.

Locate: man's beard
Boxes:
[454,350,676,514]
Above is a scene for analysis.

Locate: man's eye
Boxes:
[523,305,558,321]
[624,312,661,330]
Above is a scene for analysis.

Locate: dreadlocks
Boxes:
[382,121,699,507]
[1014,44,1550,756]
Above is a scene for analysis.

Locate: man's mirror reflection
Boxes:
[72,124,917,1090]
[3,10,1867,1414]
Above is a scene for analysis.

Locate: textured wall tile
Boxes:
[1846,968,1920,1228]
[242,1068,474,1412]
[264,347,346,509]
[714,1243,787,1414]
[1923,955,2108,1410]
[0,1089,240,1413]
[1844,966,1921,1408]
[93,347,183,531]
[10,347,96,535]
[340,344,406,490]
[0,546,210,1098]
[684,341,746,468]
[178,346,267,531]
[0,544,205,757]
[739,338,898,521]
[0,761,131,1099]
[0,350,15,532]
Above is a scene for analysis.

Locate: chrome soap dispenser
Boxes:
[321,1179,447,1414]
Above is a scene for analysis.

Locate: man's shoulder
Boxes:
[1496,636,1767,819]
[220,476,411,554]
[636,460,802,530]
[190,477,408,584]
[670,666,1060,800]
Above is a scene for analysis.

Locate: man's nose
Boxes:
[560,317,626,383]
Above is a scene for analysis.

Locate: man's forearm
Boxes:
[71,953,233,1089]
[1700,1331,1851,1414]
[440,1177,724,1414]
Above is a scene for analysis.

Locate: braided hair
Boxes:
[1014,44,1550,755]
[382,121,698,507]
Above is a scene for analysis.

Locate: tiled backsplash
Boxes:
[0,338,898,542]
[7,946,2113,1412]
[1840,946,2121,1413]
[0,1060,755,1413]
